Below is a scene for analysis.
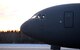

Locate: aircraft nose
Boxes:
[20,19,43,37]
[20,20,31,34]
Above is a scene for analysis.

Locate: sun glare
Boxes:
[0,0,79,31]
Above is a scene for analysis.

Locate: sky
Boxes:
[0,0,80,31]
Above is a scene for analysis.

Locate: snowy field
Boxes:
[0,44,79,50]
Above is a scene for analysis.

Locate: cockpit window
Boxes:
[39,15,45,19]
[31,14,45,19]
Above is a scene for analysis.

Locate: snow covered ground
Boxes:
[0,44,79,50]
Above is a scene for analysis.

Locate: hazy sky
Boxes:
[0,0,80,31]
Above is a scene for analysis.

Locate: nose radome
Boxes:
[21,20,34,33]
[20,21,30,34]
[20,19,43,36]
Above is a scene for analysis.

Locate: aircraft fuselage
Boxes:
[21,4,80,48]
